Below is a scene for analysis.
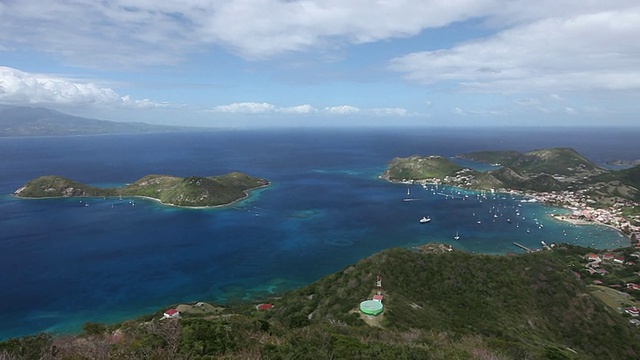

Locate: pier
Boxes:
[512,242,533,253]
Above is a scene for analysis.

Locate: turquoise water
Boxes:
[0,127,636,339]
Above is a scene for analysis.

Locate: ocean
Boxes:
[0,127,637,340]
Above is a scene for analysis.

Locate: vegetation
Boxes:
[14,172,269,207]
[381,155,463,181]
[460,147,602,176]
[4,246,640,359]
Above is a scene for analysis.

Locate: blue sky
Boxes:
[1,1,639,127]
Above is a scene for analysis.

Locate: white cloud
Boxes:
[0,66,167,109]
[390,7,640,93]
[211,102,275,114]
[370,108,407,116]
[5,1,631,67]
[276,104,317,114]
[324,105,361,115]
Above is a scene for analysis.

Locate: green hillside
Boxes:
[457,150,523,165]
[5,246,640,359]
[382,155,463,181]
[513,148,602,176]
[14,172,269,207]
[459,148,602,176]
[13,175,115,198]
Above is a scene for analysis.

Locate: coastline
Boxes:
[550,213,630,238]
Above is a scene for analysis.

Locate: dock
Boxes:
[512,242,533,253]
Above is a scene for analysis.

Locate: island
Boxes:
[382,147,640,240]
[14,172,269,207]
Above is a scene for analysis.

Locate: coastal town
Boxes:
[433,163,640,245]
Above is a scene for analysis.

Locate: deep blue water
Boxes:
[0,127,638,340]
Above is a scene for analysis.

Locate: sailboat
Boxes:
[419,216,431,223]
[454,230,460,240]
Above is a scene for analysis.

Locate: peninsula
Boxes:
[14,172,269,207]
[382,147,640,240]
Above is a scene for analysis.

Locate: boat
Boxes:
[454,231,460,240]
[419,216,431,223]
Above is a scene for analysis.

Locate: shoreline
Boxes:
[550,213,630,238]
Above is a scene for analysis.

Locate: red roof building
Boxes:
[627,283,640,291]
[256,303,273,311]
[163,309,179,319]
[373,294,383,302]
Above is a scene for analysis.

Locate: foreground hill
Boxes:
[3,246,639,359]
[14,172,269,207]
[0,106,187,136]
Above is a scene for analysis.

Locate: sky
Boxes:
[0,0,639,128]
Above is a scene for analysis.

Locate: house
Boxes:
[625,307,640,317]
[593,280,603,285]
[373,294,384,302]
[163,309,179,319]
[585,253,601,263]
[630,319,640,326]
[627,283,640,291]
[602,253,614,261]
[614,257,625,264]
[256,303,273,311]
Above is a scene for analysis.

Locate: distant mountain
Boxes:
[0,106,185,136]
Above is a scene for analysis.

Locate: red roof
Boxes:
[373,295,383,301]
[164,309,178,316]
[256,303,273,311]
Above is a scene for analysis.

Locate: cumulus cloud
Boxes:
[0,66,166,109]
[276,104,317,114]
[209,102,406,116]
[390,7,640,93]
[323,105,361,115]
[211,102,275,114]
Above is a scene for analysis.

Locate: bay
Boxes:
[0,127,636,340]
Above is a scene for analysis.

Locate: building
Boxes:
[256,303,273,311]
[163,309,179,319]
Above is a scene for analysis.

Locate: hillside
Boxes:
[459,147,603,177]
[0,106,185,136]
[381,155,463,181]
[14,172,269,207]
[4,246,640,359]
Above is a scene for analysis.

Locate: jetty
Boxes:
[512,242,533,253]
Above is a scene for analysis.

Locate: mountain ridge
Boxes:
[0,106,193,136]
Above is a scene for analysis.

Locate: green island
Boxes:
[5,245,640,359]
[13,172,269,207]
